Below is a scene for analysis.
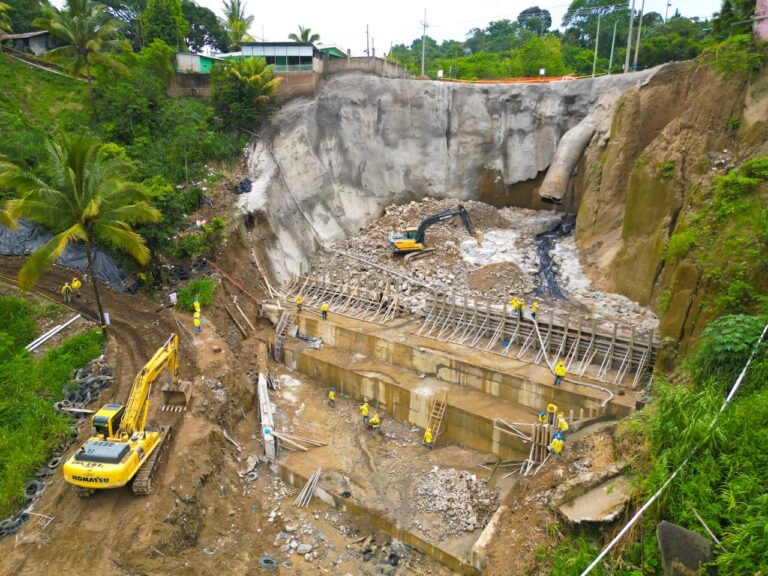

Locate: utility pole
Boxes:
[366,24,370,56]
[591,11,602,77]
[664,1,671,22]
[633,0,646,70]
[608,20,618,73]
[372,37,375,58]
[624,0,636,72]
[262,25,265,42]
[420,8,429,77]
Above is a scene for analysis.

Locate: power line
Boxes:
[578,323,768,576]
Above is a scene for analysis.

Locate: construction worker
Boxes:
[328,386,336,407]
[193,311,201,334]
[61,282,72,303]
[547,402,558,426]
[423,427,433,449]
[370,413,380,437]
[531,300,539,321]
[548,432,564,460]
[554,360,566,387]
[508,297,519,317]
[71,276,82,298]
[360,401,369,423]
[296,295,303,313]
[321,302,329,320]
[557,412,569,438]
[518,298,525,320]
[193,296,201,314]
[537,411,547,424]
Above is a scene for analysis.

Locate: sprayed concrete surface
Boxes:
[556,475,633,523]
[240,70,659,282]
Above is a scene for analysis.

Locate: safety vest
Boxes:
[321,303,329,312]
[361,404,369,417]
[555,363,566,377]
[329,390,335,401]
[296,296,303,305]
[194,301,201,313]
[424,430,433,444]
[61,283,72,294]
[547,403,558,415]
[558,417,569,432]
[550,438,563,454]
[532,302,539,313]
[71,278,81,290]
[370,416,380,428]
[193,316,201,327]
[509,298,518,309]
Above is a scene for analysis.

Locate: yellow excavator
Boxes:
[63,334,181,495]
[388,204,481,257]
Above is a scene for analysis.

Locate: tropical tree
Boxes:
[210,57,282,129]
[0,134,161,334]
[221,0,253,50]
[0,2,11,53]
[182,0,227,52]
[1,0,46,34]
[288,25,319,43]
[517,6,552,35]
[34,0,129,120]
[142,0,187,49]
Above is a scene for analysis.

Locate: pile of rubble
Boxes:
[413,466,498,536]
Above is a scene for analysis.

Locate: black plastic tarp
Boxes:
[0,221,125,289]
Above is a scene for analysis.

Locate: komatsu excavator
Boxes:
[388,204,481,257]
[63,334,181,495]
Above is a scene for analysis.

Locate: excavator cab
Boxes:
[92,403,125,440]
[404,227,419,239]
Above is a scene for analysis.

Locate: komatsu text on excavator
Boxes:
[63,334,182,495]
[388,204,481,257]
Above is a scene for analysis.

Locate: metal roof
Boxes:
[0,30,49,40]
[240,41,316,47]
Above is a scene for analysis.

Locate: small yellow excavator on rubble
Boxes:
[63,334,183,495]
[388,204,482,258]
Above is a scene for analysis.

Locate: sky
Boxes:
[51,0,725,55]
[193,0,724,55]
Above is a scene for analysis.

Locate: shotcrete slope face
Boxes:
[241,70,658,283]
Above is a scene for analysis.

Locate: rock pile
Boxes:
[413,466,498,536]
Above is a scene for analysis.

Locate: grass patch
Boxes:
[176,277,217,312]
[0,300,104,516]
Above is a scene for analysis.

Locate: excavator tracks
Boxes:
[132,426,172,496]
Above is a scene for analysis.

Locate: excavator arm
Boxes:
[412,204,474,244]
[119,333,179,438]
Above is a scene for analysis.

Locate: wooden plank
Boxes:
[224,304,249,337]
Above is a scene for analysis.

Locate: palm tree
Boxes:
[288,25,319,43]
[34,0,129,120]
[0,134,161,335]
[0,2,12,53]
[221,0,253,50]
[227,56,282,94]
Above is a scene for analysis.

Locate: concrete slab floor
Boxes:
[270,365,518,570]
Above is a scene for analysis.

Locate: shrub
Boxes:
[0,297,36,353]
[658,160,676,179]
[176,278,217,311]
[739,156,768,180]
[699,34,767,78]
[665,228,698,260]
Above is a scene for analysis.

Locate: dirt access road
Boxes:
[0,257,197,576]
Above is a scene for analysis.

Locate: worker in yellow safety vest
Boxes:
[296,295,303,313]
[548,432,564,460]
[531,301,539,321]
[61,282,72,303]
[547,402,558,426]
[370,413,380,437]
[321,302,329,320]
[193,296,201,313]
[557,412,569,438]
[508,297,519,315]
[328,386,336,407]
[423,428,433,449]
[537,411,547,424]
[71,277,82,298]
[554,361,566,387]
[193,311,201,334]
[360,401,369,423]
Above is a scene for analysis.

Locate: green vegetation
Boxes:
[0,2,11,37]
[176,277,216,311]
[699,33,768,78]
[221,0,253,51]
[288,25,320,43]
[0,133,161,328]
[142,0,187,48]
[658,160,675,179]
[664,228,698,260]
[211,57,282,130]
[0,295,104,516]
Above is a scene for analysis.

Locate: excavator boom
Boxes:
[388,204,478,254]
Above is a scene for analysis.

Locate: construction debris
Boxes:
[413,466,498,536]
[294,467,321,508]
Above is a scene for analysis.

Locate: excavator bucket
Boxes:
[161,380,191,412]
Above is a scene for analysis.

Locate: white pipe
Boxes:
[25,314,82,351]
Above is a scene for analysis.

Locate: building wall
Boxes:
[176,53,201,73]
[28,36,48,57]
[275,71,318,97]
[323,56,410,78]
[168,73,211,97]
[756,0,768,41]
